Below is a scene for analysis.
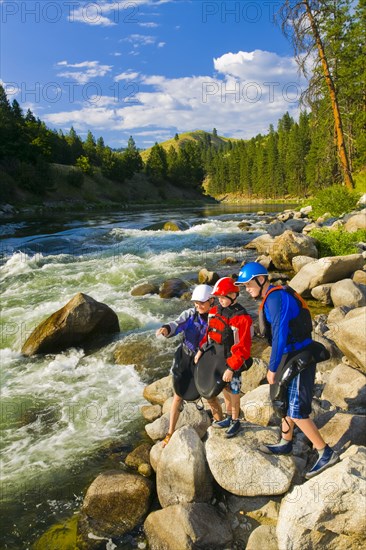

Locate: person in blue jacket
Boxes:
[237,262,339,479]
[156,284,223,446]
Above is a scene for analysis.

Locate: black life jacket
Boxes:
[258,285,313,346]
[207,303,249,359]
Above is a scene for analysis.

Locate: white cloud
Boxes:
[115,71,140,82]
[121,34,156,47]
[45,50,307,144]
[158,42,166,48]
[56,60,113,84]
[138,22,159,28]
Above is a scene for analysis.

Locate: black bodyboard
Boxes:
[172,344,200,401]
[194,344,227,399]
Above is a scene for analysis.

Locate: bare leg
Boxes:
[292,417,326,450]
[282,416,295,441]
[207,397,223,421]
[222,387,232,417]
[166,393,183,437]
[230,393,240,420]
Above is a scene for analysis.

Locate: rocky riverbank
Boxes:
[32,200,366,549]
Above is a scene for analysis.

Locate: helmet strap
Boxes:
[254,276,267,299]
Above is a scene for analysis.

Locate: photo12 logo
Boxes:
[201,1,281,24]
[202,80,303,104]
[1,1,139,24]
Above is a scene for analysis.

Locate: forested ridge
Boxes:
[0,0,364,203]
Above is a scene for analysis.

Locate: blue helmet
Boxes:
[237,262,268,284]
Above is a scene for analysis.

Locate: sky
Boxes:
[0,0,308,148]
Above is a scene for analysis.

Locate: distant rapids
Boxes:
[0,204,289,547]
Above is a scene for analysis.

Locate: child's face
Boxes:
[217,292,236,308]
[193,299,212,314]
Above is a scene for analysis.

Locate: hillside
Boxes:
[140,130,238,162]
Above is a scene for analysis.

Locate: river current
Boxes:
[0,203,290,548]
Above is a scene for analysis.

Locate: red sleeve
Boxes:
[198,305,215,349]
[226,314,252,371]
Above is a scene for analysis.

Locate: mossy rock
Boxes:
[33,515,79,550]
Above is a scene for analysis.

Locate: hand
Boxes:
[194,351,203,364]
[156,327,168,337]
[267,371,276,385]
[223,369,233,383]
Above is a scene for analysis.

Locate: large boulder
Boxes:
[271,231,318,270]
[330,279,366,308]
[316,412,366,451]
[311,283,334,305]
[290,254,365,295]
[245,234,275,255]
[21,293,119,356]
[246,526,278,550]
[327,307,366,372]
[78,471,152,541]
[131,282,159,296]
[198,268,220,285]
[292,255,316,274]
[321,363,366,413]
[284,219,307,233]
[205,424,296,496]
[240,385,277,427]
[156,426,213,507]
[345,212,366,233]
[241,358,268,392]
[276,446,366,550]
[145,402,211,441]
[144,503,233,550]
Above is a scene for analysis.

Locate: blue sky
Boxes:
[1,0,307,148]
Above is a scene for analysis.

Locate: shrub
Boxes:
[67,168,84,188]
[310,227,366,257]
[308,185,360,219]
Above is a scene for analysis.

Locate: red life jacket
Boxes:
[207,303,249,358]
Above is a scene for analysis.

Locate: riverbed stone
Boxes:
[197,268,220,285]
[345,212,366,233]
[284,219,307,233]
[159,278,189,299]
[321,363,366,413]
[144,503,233,550]
[131,282,159,296]
[140,404,162,422]
[311,283,334,304]
[143,375,173,405]
[125,443,152,470]
[156,426,213,507]
[327,307,366,372]
[240,385,277,426]
[290,254,365,295]
[353,269,366,285]
[21,293,120,356]
[205,424,296,496]
[245,234,275,255]
[271,230,318,270]
[241,357,268,392]
[330,279,366,308]
[316,412,366,451]
[144,402,211,441]
[246,525,278,550]
[292,255,316,273]
[276,445,366,550]
[79,471,152,540]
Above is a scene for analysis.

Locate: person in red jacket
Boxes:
[194,277,252,438]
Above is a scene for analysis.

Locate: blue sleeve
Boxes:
[265,291,300,372]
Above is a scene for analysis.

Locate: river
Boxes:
[0,203,292,548]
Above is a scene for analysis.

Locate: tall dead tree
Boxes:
[278,0,354,189]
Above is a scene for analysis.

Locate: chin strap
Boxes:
[254,276,267,299]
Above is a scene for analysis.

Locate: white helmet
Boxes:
[191,284,213,302]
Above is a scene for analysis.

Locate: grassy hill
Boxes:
[140,130,238,162]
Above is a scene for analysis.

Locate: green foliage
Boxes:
[75,155,93,175]
[310,227,366,257]
[308,185,360,218]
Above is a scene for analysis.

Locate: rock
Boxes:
[150,441,163,472]
[290,254,365,295]
[277,211,293,222]
[311,284,334,305]
[257,210,266,216]
[240,385,277,427]
[144,503,233,550]
[271,231,318,270]
[267,221,286,237]
[328,307,366,371]
[300,205,312,215]
[302,222,320,234]
[131,283,159,296]
[145,402,211,441]
[163,220,190,231]
[276,445,366,550]
[353,269,366,285]
[316,412,366,451]
[159,278,189,299]
[79,471,152,540]
[205,424,296,496]
[345,212,366,233]
[140,404,162,422]
[33,516,78,550]
[330,279,366,308]
[255,255,273,269]
[238,221,252,230]
[241,358,268,392]
[284,219,307,233]
[138,463,153,477]
[143,376,173,406]
[244,234,275,255]
[156,426,213,507]
[321,363,366,413]
[292,255,316,274]
[327,306,352,325]
[197,268,220,285]
[227,494,281,525]
[246,525,278,550]
[219,256,239,265]
[125,443,152,470]
[357,194,366,206]
[21,293,119,356]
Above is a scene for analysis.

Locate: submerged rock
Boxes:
[21,293,119,356]
[159,278,189,298]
